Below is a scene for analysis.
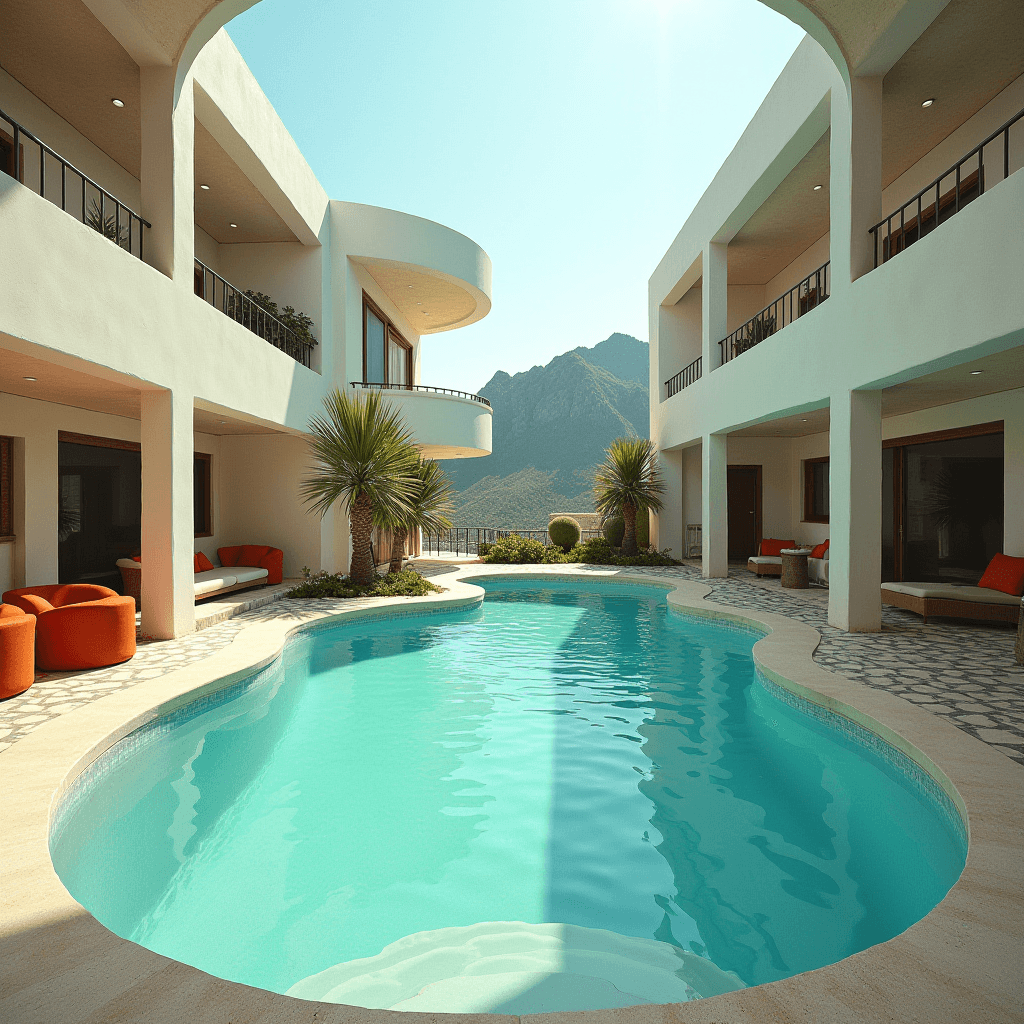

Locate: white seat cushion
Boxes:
[194,569,238,597]
[230,566,270,585]
[747,556,782,566]
[808,557,829,585]
[115,558,140,570]
[881,582,1021,607]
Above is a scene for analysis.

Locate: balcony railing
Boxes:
[719,260,830,365]
[422,527,604,557]
[870,106,1023,268]
[194,259,317,368]
[351,381,491,408]
[665,356,702,398]
[0,108,149,260]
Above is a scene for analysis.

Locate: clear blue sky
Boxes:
[227,0,804,394]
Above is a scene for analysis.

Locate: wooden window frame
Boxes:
[194,452,213,538]
[803,456,830,524]
[0,436,14,542]
[882,419,1003,450]
[362,292,413,386]
[57,432,215,538]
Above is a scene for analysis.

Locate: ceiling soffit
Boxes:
[728,130,831,286]
[881,0,1024,188]
[0,0,142,177]
[358,261,480,334]
[193,121,297,244]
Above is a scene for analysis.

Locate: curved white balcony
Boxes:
[335,202,492,333]
[350,383,492,459]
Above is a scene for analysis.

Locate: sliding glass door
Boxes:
[363,294,412,386]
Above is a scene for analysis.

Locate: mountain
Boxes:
[439,333,649,529]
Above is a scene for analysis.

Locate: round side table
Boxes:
[780,548,811,589]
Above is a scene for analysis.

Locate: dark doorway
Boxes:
[58,435,141,592]
[882,424,1003,584]
[727,465,762,560]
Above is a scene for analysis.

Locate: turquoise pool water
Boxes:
[51,580,965,1013]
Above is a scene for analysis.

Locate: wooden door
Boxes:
[727,465,761,560]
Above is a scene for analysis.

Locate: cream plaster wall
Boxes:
[726,285,771,335]
[763,232,832,308]
[657,291,702,402]
[727,436,798,541]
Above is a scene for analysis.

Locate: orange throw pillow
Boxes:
[810,540,829,559]
[760,539,796,557]
[978,553,1024,597]
[195,551,215,573]
[238,544,268,568]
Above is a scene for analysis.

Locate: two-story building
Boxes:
[650,0,1023,631]
[0,0,493,639]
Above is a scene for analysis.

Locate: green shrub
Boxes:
[565,538,678,567]
[603,515,624,546]
[548,516,581,551]
[287,568,441,599]
[482,534,546,564]
[602,513,649,549]
[542,544,571,563]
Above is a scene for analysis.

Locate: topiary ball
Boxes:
[603,515,625,546]
[548,516,581,551]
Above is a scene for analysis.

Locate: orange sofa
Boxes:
[2,584,136,672]
[0,604,36,698]
[218,545,284,586]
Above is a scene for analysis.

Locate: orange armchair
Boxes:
[0,604,35,698]
[2,584,136,672]
[217,545,284,586]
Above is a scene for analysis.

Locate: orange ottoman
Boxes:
[2,584,136,672]
[0,604,36,698]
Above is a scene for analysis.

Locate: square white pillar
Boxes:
[18,432,58,587]
[140,66,195,282]
[702,433,728,578]
[702,241,728,371]
[829,389,882,631]
[141,390,195,639]
[831,76,882,285]
[654,448,683,559]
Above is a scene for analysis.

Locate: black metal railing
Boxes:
[422,527,604,557]
[194,259,317,368]
[0,107,149,260]
[870,106,1024,268]
[351,382,491,408]
[719,260,830,364]
[665,356,702,398]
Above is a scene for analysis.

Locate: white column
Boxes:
[831,76,882,285]
[829,389,882,631]
[1005,413,1024,556]
[702,241,728,371]
[654,448,683,559]
[18,433,58,587]
[140,65,194,282]
[702,433,728,578]
[141,389,195,639]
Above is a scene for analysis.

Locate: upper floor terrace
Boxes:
[653,0,1024,413]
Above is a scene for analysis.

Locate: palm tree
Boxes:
[381,459,456,574]
[301,388,420,584]
[593,436,665,556]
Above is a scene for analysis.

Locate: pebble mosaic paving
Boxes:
[2,562,1021,768]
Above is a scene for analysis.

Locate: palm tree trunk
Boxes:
[349,492,376,584]
[388,526,407,574]
[621,502,638,556]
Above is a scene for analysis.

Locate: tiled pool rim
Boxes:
[49,575,967,862]
[3,565,1022,1024]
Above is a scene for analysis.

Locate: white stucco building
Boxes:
[0,1,493,639]
[649,0,1024,631]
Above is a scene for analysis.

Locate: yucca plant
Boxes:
[593,436,665,556]
[85,197,129,247]
[301,388,420,584]
[380,458,455,574]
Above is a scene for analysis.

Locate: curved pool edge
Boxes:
[1,565,1022,1024]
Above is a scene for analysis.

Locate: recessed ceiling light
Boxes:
[200,183,210,190]
[921,98,934,108]
[229,222,238,228]
[23,376,37,381]
[220,420,227,424]
[408,284,414,289]
[416,301,422,305]
[813,184,822,191]
[970,370,983,375]
[801,418,808,422]
[111,98,125,108]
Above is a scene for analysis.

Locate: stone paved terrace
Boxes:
[1,562,1021,767]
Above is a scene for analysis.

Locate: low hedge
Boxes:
[287,568,442,599]
[480,535,679,567]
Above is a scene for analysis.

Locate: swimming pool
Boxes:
[51,579,965,1014]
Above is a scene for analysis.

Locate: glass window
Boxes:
[365,307,386,383]
[388,333,408,385]
[804,458,829,522]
